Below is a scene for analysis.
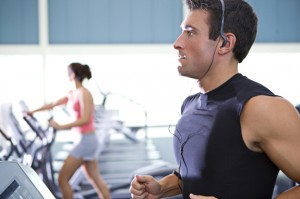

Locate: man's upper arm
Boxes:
[251,96,300,183]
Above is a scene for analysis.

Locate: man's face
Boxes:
[173,9,218,80]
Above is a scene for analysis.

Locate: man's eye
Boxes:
[187,31,193,36]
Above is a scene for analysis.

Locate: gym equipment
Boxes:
[0,161,55,199]
[22,112,100,199]
[21,104,171,198]
[0,128,23,161]
[0,102,53,169]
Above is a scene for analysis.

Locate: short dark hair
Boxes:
[185,0,258,63]
[69,63,92,82]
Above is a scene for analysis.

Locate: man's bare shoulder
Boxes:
[241,95,299,151]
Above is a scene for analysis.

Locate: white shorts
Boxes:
[70,133,99,161]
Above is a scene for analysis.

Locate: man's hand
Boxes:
[190,193,217,199]
[130,175,162,199]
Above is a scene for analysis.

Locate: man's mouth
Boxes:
[178,54,187,59]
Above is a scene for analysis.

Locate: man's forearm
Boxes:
[158,173,182,198]
[275,185,300,199]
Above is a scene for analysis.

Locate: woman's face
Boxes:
[67,66,75,82]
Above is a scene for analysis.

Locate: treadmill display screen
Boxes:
[0,179,32,199]
[0,180,19,199]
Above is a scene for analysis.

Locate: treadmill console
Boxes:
[0,161,55,199]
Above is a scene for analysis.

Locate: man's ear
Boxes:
[219,33,236,54]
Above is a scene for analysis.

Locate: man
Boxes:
[130,0,300,198]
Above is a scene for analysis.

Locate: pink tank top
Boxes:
[67,90,95,134]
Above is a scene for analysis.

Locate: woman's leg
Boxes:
[83,160,111,199]
[58,155,83,199]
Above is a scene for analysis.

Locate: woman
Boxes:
[28,63,111,199]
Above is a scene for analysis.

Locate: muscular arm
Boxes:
[130,174,181,199]
[159,173,182,197]
[241,96,300,198]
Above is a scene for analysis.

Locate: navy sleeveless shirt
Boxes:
[173,74,279,199]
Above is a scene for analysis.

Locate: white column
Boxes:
[38,0,49,103]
